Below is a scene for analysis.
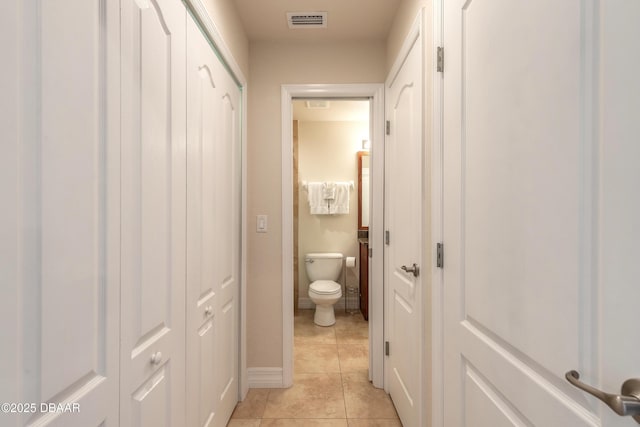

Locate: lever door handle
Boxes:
[400,263,420,277]
[566,370,640,423]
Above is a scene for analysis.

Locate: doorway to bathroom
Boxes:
[281,84,385,389]
[293,99,368,314]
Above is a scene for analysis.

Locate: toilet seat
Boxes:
[309,280,341,295]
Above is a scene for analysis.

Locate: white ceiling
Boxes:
[232,0,402,42]
[293,100,370,122]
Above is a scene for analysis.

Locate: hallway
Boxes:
[228,310,400,426]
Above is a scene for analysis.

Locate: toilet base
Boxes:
[313,304,336,326]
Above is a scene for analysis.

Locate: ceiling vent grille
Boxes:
[305,100,330,109]
[287,12,328,29]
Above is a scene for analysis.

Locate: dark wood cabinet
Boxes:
[359,239,369,320]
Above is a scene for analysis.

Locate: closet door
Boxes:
[0,0,120,426]
[186,16,241,427]
[186,17,221,427]
[212,49,242,427]
[120,0,186,425]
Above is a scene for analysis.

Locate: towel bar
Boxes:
[302,180,354,191]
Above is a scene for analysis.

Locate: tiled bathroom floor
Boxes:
[228,309,402,427]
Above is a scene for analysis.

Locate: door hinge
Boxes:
[385,230,390,245]
[385,341,390,356]
[386,120,391,135]
[437,46,444,73]
[437,242,444,268]
[368,247,373,258]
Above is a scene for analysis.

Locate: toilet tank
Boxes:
[304,253,343,282]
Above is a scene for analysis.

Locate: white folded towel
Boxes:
[307,182,329,214]
[329,182,350,214]
[323,182,336,200]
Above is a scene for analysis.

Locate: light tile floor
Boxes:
[228,310,402,427]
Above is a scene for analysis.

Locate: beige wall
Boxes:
[200,0,421,82]
[202,0,249,78]
[297,121,367,301]
[246,41,386,368]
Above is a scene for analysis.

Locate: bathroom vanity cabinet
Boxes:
[357,151,369,320]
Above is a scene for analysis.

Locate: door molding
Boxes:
[281,83,385,388]
[183,0,247,86]
[431,1,444,426]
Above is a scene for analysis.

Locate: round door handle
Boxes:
[150,351,163,365]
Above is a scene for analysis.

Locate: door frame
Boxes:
[431,1,444,426]
[281,83,385,388]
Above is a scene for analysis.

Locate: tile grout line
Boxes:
[230,311,383,426]
[340,370,350,424]
[337,329,348,423]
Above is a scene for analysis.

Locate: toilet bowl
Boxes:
[308,280,342,326]
[304,253,343,326]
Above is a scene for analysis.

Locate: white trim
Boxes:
[297,297,349,310]
[281,83,386,389]
[183,0,249,400]
[247,368,285,388]
[183,0,247,86]
[281,87,294,388]
[369,86,386,389]
[239,82,249,399]
[297,298,315,310]
[431,1,444,426]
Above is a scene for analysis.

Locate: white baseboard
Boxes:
[298,297,315,309]
[247,367,286,388]
[298,297,348,310]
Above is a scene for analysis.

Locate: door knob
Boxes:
[400,263,420,277]
[150,351,163,365]
[565,370,640,423]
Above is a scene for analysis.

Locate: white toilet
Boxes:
[305,252,343,326]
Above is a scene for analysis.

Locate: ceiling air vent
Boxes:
[305,100,330,109]
[287,12,328,29]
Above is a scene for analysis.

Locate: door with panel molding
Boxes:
[0,0,120,426]
[443,1,640,426]
[120,0,186,425]
[384,13,425,427]
[212,64,241,427]
[186,16,241,427]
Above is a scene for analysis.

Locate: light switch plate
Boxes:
[256,215,267,233]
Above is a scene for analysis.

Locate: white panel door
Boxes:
[384,15,424,427]
[120,0,186,425]
[443,1,640,426]
[0,0,120,426]
[213,67,242,427]
[186,16,220,427]
[186,16,241,427]
[186,15,241,427]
